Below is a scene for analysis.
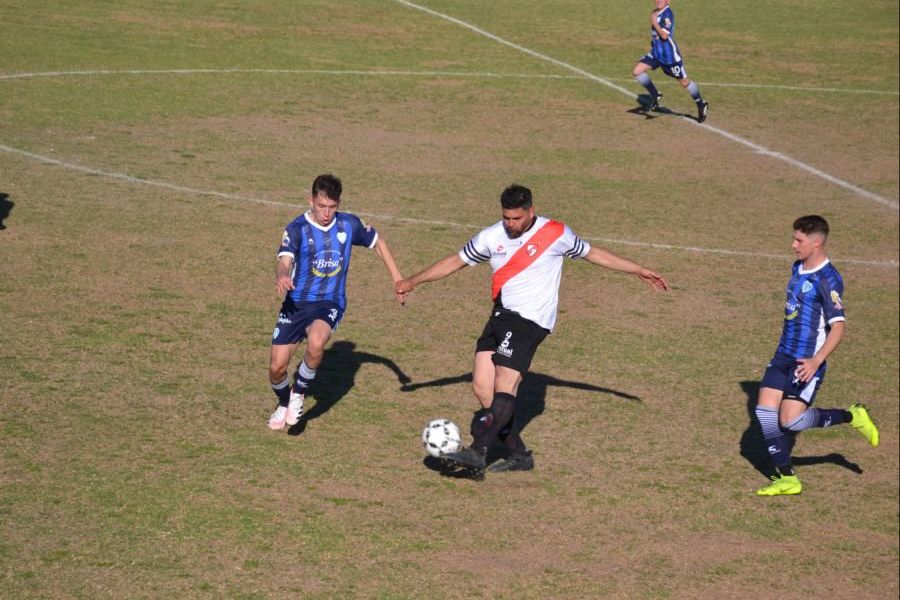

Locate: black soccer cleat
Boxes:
[487,451,534,473]
[697,100,709,123]
[443,447,486,470]
[647,92,663,111]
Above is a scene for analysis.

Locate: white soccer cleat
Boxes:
[286,392,304,426]
[268,405,287,430]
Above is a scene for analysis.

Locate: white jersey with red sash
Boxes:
[459,216,590,331]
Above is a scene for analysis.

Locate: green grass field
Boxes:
[1,1,897,598]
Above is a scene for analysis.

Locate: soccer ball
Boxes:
[421,418,462,458]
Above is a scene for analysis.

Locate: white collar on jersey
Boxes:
[798,257,830,275]
[304,210,338,232]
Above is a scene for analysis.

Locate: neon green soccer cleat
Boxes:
[848,403,879,447]
[755,474,803,496]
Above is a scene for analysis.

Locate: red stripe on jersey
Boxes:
[491,220,565,300]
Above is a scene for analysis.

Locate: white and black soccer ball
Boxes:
[421,418,462,458]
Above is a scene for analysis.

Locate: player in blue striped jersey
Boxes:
[631,0,709,122]
[754,216,879,496]
[267,174,405,431]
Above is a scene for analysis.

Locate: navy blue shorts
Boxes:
[640,54,688,80]
[475,308,549,375]
[760,352,827,405]
[272,300,344,346]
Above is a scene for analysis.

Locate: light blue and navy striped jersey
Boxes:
[277,211,378,309]
[650,6,682,65]
[777,259,846,359]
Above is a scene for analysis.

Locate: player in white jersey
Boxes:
[396,184,669,473]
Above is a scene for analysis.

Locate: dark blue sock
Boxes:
[272,375,291,407]
[756,405,793,473]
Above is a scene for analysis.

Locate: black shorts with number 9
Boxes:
[475,308,549,375]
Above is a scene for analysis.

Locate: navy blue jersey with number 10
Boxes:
[277,211,378,310]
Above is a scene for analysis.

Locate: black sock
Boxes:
[471,393,516,455]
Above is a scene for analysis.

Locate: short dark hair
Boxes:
[793,215,829,238]
[500,184,533,209]
[311,173,342,201]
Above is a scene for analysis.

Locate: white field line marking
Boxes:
[1,143,895,268]
[392,0,899,211]
[1,68,898,97]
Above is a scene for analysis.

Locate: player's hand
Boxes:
[395,279,415,295]
[795,357,822,383]
[275,275,294,296]
[637,268,670,291]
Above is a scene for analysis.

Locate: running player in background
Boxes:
[754,215,879,496]
[632,0,709,123]
[395,184,669,473]
[267,174,404,431]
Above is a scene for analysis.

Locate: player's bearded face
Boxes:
[502,206,536,239]
[309,194,339,226]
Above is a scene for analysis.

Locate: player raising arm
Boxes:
[396,184,668,473]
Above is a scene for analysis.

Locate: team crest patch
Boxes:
[831,290,843,310]
[281,230,290,247]
[336,231,347,244]
[801,280,814,294]
[526,244,538,256]
[663,17,671,28]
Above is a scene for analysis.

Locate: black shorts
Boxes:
[475,308,549,375]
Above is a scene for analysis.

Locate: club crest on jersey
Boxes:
[336,231,347,244]
[526,244,538,256]
[830,290,843,310]
[663,17,672,28]
[311,250,343,277]
[801,280,814,294]
[281,231,290,247]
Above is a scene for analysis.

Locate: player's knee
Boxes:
[780,413,804,430]
[269,363,288,383]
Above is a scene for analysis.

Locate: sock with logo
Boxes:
[635,72,659,98]
[783,407,852,432]
[471,393,516,456]
[293,360,316,396]
[756,405,793,473]
[272,375,291,407]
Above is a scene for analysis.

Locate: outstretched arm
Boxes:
[373,236,405,304]
[395,253,467,296]
[583,246,670,291]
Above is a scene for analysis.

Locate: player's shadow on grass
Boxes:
[287,341,410,436]
[628,95,693,121]
[402,371,640,436]
[738,380,862,478]
[0,193,13,230]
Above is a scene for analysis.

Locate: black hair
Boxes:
[311,173,342,201]
[793,215,829,238]
[500,184,533,209]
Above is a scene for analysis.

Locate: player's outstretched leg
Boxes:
[848,403,879,447]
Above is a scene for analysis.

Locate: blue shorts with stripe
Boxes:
[760,352,827,405]
[272,300,344,346]
[640,54,688,80]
